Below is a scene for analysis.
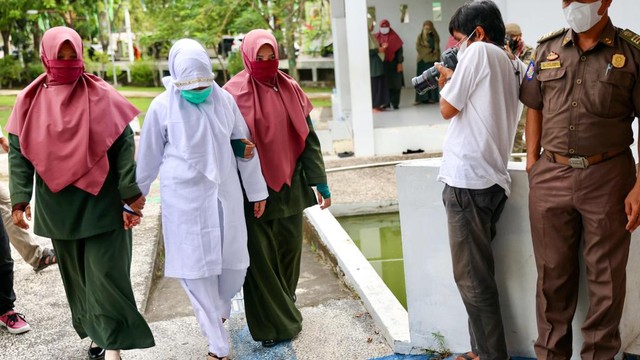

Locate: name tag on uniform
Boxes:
[540,61,561,70]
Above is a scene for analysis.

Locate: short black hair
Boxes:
[448,0,506,47]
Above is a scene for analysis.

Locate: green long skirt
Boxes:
[52,229,155,350]
[243,212,304,342]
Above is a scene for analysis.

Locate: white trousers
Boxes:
[180,269,246,357]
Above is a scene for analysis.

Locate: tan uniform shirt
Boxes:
[520,20,640,156]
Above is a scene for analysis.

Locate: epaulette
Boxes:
[619,29,640,50]
[537,28,566,43]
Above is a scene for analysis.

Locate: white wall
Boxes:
[397,159,640,358]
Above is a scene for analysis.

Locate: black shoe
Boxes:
[88,341,105,360]
[262,340,279,348]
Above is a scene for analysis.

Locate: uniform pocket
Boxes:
[537,68,566,113]
[584,70,635,118]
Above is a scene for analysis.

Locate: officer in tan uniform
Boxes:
[505,23,534,154]
[520,0,640,358]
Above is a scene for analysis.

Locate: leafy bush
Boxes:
[0,57,22,88]
[226,51,244,77]
[130,61,156,86]
[22,62,45,83]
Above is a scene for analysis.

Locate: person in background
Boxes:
[0,217,30,335]
[415,20,441,105]
[376,19,405,110]
[136,38,268,360]
[505,22,533,154]
[7,26,153,360]
[435,1,526,359]
[224,29,331,348]
[0,130,57,273]
[520,0,640,358]
[368,16,389,112]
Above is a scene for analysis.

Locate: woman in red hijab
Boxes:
[376,19,405,109]
[223,29,331,347]
[6,27,154,360]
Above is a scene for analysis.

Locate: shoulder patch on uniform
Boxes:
[537,28,567,43]
[619,29,640,50]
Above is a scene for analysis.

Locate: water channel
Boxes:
[336,212,406,308]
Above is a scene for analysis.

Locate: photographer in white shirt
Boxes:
[434,1,526,359]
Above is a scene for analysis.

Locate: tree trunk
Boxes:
[285,27,298,81]
[1,29,11,57]
[32,24,42,57]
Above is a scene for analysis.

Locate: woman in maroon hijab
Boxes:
[224,29,331,347]
[6,27,154,360]
[376,19,405,109]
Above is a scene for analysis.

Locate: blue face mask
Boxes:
[180,86,212,104]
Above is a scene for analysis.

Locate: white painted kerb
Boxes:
[304,206,413,353]
[396,158,640,358]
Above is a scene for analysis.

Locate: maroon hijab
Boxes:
[223,29,313,191]
[376,19,404,62]
[6,27,138,195]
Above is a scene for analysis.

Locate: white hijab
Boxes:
[163,39,235,184]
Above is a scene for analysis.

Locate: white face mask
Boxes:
[563,0,603,33]
[457,28,477,57]
[380,27,390,35]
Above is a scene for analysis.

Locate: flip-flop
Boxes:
[33,248,57,273]
[87,341,105,360]
[455,352,479,360]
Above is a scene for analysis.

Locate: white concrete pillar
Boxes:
[330,0,351,123]
[344,0,375,156]
[332,0,375,156]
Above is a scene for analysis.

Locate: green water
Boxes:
[337,213,406,309]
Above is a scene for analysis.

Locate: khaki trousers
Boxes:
[528,150,635,360]
[0,183,43,268]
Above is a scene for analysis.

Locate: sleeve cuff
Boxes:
[12,202,29,212]
[120,184,142,203]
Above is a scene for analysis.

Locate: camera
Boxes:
[411,47,459,95]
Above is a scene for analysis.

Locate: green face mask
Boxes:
[180,86,212,104]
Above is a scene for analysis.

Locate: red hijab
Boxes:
[6,27,138,195]
[223,29,313,192]
[376,19,404,62]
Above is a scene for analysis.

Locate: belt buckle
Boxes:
[568,156,589,169]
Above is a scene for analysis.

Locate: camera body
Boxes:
[411,47,459,95]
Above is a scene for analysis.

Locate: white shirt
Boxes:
[438,41,526,197]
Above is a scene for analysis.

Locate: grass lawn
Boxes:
[0,84,332,129]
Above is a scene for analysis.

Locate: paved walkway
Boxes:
[0,151,401,360]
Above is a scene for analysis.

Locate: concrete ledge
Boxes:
[329,200,398,217]
[304,206,414,353]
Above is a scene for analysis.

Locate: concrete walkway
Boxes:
[0,150,398,360]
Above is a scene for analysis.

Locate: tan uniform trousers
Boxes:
[528,150,635,360]
[0,183,43,268]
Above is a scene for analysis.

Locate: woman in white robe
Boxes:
[136,39,268,360]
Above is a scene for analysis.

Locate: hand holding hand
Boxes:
[123,212,141,230]
[253,200,266,218]
[129,195,146,217]
[241,139,256,159]
[12,204,31,230]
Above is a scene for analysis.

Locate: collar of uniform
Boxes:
[562,19,616,48]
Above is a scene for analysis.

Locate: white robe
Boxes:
[136,88,268,279]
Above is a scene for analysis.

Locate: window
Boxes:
[433,2,442,22]
[400,4,409,23]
